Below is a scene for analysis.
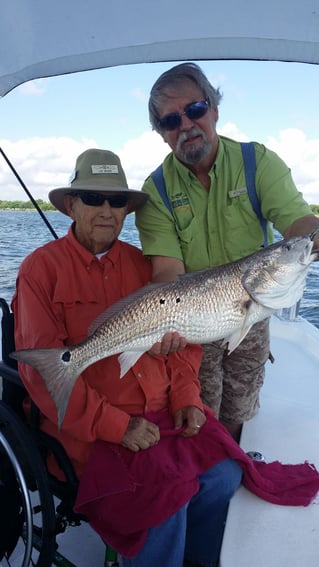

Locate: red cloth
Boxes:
[12,227,203,476]
[75,409,319,557]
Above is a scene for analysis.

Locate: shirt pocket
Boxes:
[223,193,265,257]
[54,283,101,344]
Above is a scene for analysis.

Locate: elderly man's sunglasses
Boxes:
[157,100,209,131]
[71,192,129,208]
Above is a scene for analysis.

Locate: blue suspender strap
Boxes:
[151,165,173,215]
[152,144,268,248]
[240,142,268,247]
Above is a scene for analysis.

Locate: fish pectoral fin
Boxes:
[118,350,146,378]
[223,322,253,354]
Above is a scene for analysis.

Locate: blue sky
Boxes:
[1,59,319,203]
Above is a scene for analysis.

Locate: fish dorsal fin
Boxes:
[88,281,171,335]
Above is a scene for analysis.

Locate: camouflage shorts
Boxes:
[199,318,271,425]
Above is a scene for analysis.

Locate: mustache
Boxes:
[176,127,206,155]
[177,127,205,145]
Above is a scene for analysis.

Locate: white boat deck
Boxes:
[2,314,319,566]
[220,314,319,567]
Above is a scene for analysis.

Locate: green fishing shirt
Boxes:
[135,136,312,272]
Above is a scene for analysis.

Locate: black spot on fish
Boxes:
[160,298,165,305]
[176,297,181,303]
[62,351,71,362]
[245,299,252,309]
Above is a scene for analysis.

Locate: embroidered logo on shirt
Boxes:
[171,193,191,210]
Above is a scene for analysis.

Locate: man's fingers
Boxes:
[148,332,187,356]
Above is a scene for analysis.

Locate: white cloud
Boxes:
[0,137,97,201]
[130,87,147,102]
[119,131,169,190]
[265,128,319,204]
[218,122,249,141]
[1,126,319,206]
[17,79,46,96]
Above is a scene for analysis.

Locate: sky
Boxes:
[1,59,319,204]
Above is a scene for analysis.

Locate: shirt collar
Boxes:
[66,223,121,266]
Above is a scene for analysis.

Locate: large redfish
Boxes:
[11,236,318,427]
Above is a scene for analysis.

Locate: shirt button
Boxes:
[137,373,142,378]
[104,275,108,280]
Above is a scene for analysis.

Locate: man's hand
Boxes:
[148,331,187,356]
[121,416,160,452]
[174,406,206,437]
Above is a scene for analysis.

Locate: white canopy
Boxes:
[1,0,319,96]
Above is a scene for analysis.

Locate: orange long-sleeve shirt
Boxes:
[12,225,203,476]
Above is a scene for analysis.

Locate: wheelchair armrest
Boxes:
[0,361,24,388]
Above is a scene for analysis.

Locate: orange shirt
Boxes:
[12,225,203,476]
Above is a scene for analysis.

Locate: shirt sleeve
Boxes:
[166,343,205,414]
[136,175,184,260]
[255,144,312,235]
[12,262,130,445]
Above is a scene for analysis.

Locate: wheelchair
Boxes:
[0,297,118,567]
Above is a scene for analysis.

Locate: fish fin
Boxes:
[223,323,253,354]
[118,350,146,378]
[10,348,80,428]
[87,282,171,335]
[246,285,304,310]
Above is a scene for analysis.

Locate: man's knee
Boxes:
[200,458,242,501]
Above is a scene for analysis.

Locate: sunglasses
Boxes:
[157,100,209,131]
[71,192,129,208]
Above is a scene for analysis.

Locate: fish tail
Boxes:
[10,347,80,428]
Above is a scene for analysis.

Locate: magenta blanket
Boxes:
[74,410,319,557]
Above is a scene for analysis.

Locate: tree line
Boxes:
[0,199,55,211]
[1,199,319,215]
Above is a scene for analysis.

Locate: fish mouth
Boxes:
[299,241,318,264]
[285,238,318,266]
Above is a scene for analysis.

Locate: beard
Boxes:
[176,127,211,165]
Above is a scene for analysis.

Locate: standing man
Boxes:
[136,62,319,441]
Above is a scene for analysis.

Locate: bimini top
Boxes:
[0,0,319,96]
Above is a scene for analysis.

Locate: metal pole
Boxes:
[0,147,59,240]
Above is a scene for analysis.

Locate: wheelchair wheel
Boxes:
[0,401,57,567]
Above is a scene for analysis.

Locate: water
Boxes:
[0,211,318,327]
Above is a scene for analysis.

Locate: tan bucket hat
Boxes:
[49,148,148,215]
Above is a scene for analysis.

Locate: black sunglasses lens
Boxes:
[77,193,129,208]
[158,100,208,131]
[107,195,129,208]
[158,113,181,131]
[186,100,208,120]
[80,193,105,206]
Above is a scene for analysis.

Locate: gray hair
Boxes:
[149,62,222,132]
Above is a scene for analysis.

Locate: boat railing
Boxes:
[275,299,301,322]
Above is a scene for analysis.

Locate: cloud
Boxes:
[1,126,319,205]
[130,87,148,102]
[17,79,46,96]
[0,137,97,201]
[119,131,169,190]
[265,128,319,204]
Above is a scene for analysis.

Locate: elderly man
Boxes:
[12,149,242,567]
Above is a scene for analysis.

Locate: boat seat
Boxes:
[0,297,118,566]
[220,315,319,567]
